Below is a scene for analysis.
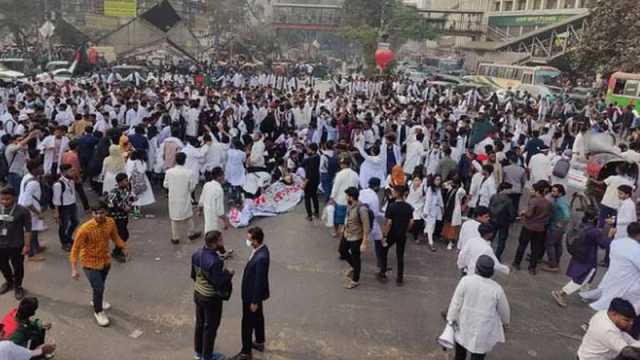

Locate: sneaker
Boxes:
[14,287,24,300]
[551,290,568,308]
[61,244,72,252]
[0,282,14,295]
[193,353,202,360]
[28,254,46,262]
[91,301,112,310]
[94,311,110,327]
[446,243,454,251]
[344,280,360,289]
[188,232,202,241]
[252,342,265,352]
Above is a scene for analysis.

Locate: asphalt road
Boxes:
[0,191,597,360]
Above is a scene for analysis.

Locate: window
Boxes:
[533,0,542,9]
[613,79,627,95]
[504,1,514,10]
[546,0,558,8]
[522,72,533,84]
[565,0,576,8]
[624,80,640,97]
[495,1,501,11]
[516,0,527,10]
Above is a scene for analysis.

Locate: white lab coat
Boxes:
[406,180,425,220]
[458,219,481,251]
[38,135,69,175]
[615,198,637,239]
[182,144,206,183]
[446,274,510,354]
[589,237,640,313]
[457,237,510,275]
[125,159,155,207]
[403,140,424,175]
[528,153,552,183]
[163,165,196,221]
[202,141,227,173]
[358,188,382,241]
[18,174,46,232]
[330,168,360,206]
[225,149,247,187]
[451,187,467,227]
[357,144,387,189]
[198,180,225,233]
[476,176,497,208]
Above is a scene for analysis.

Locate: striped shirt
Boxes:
[69,217,126,270]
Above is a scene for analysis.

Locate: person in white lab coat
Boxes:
[475,165,497,209]
[19,160,47,262]
[224,140,247,203]
[356,143,386,189]
[402,133,425,176]
[164,152,201,244]
[586,222,640,315]
[528,146,552,184]
[38,126,69,176]
[446,255,510,359]
[125,150,155,210]
[457,223,510,276]
[329,158,360,238]
[198,167,230,236]
[422,174,444,252]
[457,206,490,251]
[608,185,637,239]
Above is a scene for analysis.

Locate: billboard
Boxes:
[104,0,137,17]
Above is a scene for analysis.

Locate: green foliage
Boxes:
[340,0,436,74]
[0,0,43,51]
[575,0,640,76]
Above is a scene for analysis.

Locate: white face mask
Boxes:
[246,239,253,248]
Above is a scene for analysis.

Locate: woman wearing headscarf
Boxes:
[422,174,444,252]
[446,255,511,360]
[101,145,126,196]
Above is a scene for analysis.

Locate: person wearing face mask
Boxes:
[231,227,270,360]
[191,230,234,360]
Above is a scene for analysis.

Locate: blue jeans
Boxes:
[7,173,22,196]
[58,204,79,246]
[84,265,110,313]
[320,173,333,201]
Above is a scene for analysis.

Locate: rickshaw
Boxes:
[566,151,639,216]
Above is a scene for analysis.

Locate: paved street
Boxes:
[0,195,596,360]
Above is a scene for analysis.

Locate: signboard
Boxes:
[488,14,570,27]
[104,0,137,17]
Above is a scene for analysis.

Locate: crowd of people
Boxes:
[0,59,637,359]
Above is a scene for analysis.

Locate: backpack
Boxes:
[358,204,375,231]
[130,165,147,195]
[552,158,570,178]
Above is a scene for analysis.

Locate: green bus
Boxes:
[606,72,640,108]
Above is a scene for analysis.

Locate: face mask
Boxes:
[246,239,253,248]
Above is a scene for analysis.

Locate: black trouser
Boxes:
[508,193,521,212]
[58,204,79,246]
[409,219,425,241]
[513,227,546,270]
[380,235,407,281]
[194,292,223,358]
[83,265,110,313]
[112,218,129,257]
[339,238,362,282]
[0,247,24,287]
[546,227,565,268]
[241,301,265,355]
[455,342,486,360]
[75,182,89,211]
[304,181,320,218]
[494,223,510,261]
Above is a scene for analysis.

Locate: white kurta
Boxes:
[615,198,637,239]
[457,237,510,275]
[458,219,481,250]
[225,149,247,187]
[38,135,69,175]
[125,159,155,207]
[18,174,46,232]
[590,237,640,313]
[163,165,196,221]
[357,145,387,189]
[446,274,510,355]
[198,180,225,233]
[528,153,551,183]
[451,187,467,227]
[402,140,424,175]
[406,180,425,220]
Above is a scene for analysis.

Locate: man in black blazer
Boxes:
[231,226,270,360]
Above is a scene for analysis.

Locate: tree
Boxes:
[207,0,265,48]
[575,0,640,76]
[0,0,44,53]
[340,0,436,74]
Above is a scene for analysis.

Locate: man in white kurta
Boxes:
[198,168,227,234]
[613,188,636,239]
[588,223,640,313]
[458,226,510,276]
[528,147,552,184]
[446,256,510,357]
[163,152,200,244]
[402,135,424,176]
[457,207,490,250]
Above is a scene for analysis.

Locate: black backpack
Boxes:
[566,222,593,262]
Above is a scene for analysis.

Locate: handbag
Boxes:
[198,251,233,301]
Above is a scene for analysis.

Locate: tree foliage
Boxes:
[0,0,43,52]
[575,0,640,76]
[340,0,435,73]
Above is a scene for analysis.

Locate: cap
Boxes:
[475,255,495,278]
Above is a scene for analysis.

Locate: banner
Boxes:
[104,0,137,17]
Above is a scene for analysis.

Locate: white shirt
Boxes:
[330,168,359,206]
[528,153,552,183]
[458,219,481,250]
[602,175,634,209]
[0,340,32,360]
[358,188,382,241]
[198,180,225,233]
[52,176,76,206]
[578,310,640,360]
[18,174,46,231]
[616,198,637,239]
[457,237,510,275]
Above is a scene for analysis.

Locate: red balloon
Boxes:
[375,48,395,70]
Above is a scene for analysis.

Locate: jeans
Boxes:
[0,247,24,287]
[513,227,546,270]
[75,182,90,210]
[455,342,486,360]
[241,301,265,354]
[339,238,362,282]
[380,235,407,281]
[84,266,110,313]
[7,173,22,197]
[374,240,384,271]
[112,218,129,257]
[494,223,510,261]
[58,204,79,246]
[28,232,40,257]
[320,173,333,202]
[546,226,565,268]
[507,193,521,213]
[304,181,320,218]
[194,293,223,359]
